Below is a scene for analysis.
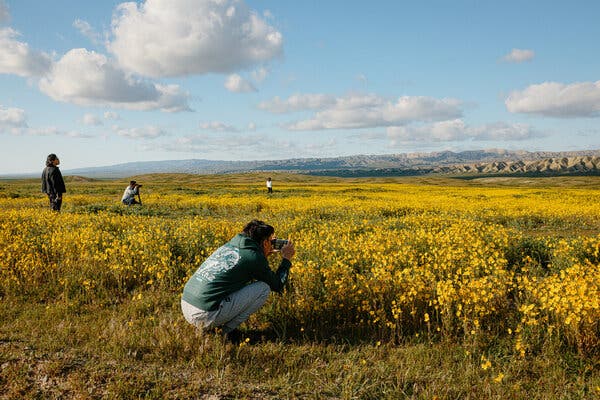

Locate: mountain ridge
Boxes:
[5,149,600,178]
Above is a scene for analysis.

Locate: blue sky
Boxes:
[1,0,600,174]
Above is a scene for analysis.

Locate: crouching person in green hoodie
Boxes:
[181,220,295,341]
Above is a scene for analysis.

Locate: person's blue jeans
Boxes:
[181,281,270,333]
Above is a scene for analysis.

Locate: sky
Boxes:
[1,0,600,174]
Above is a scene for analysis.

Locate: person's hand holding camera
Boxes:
[280,240,295,261]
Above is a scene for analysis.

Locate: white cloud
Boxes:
[0,0,9,24]
[388,119,467,142]
[258,93,336,113]
[153,132,267,153]
[16,126,92,138]
[104,111,120,120]
[81,113,102,126]
[0,104,26,129]
[73,19,102,45]
[252,67,269,83]
[0,106,96,137]
[470,122,541,141]
[247,122,256,131]
[387,119,541,143]
[224,73,256,93]
[349,131,387,141]
[0,28,52,77]
[152,133,346,160]
[268,94,463,130]
[506,81,600,118]
[62,130,95,138]
[114,125,168,139]
[107,0,283,78]
[199,121,239,132]
[39,48,190,112]
[502,48,535,63]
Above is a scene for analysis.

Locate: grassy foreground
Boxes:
[1,173,599,399]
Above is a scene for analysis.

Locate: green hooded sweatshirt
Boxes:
[182,233,291,311]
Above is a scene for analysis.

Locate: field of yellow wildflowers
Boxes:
[1,173,599,399]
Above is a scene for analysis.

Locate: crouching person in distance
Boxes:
[121,180,141,206]
[181,220,295,341]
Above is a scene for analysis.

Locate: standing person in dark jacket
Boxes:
[182,219,295,341]
[41,153,66,211]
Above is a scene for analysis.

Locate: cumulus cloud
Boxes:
[73,19,102,45]
[506,81,600,117]
[0,0,9,24]
[114,125,168,139]
[81,113,102,126]
[0,105,95,137]
[502,48,535,63]
[0,28,52,77]
[265,94,463,130]
[225,74,256,93]
[258,93,336,113]
[154,132,267,153]
[152,133,343,160]
[1,9,193,112]
[470,122,542,141]
[348,131,387,141]
[0,104,26,135]
[387,119,542,143]
[107,0,283,78]
[388,119,468,142]
[199,121,239,132]
[0,104,27,129]
[251,67,269,83]
[14,126,92,138]
[61,129,94,138]
[39,48,190,111]
[104,111,120,120]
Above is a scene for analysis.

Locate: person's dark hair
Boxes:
[130,180,136,185]
[46,154,58,167]
[243,219,274,244]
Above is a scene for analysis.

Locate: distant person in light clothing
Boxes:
[122,180,142,205]
[266,177,273,193]
[41,153,66,211]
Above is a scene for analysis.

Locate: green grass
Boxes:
[2,293,596,399]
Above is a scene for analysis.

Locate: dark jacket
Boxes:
[182,233,291,311]
[41,165,66,195]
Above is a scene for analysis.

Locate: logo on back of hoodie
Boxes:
[193,244,240,283]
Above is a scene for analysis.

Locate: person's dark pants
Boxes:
[122,198,139,206]
[48,194,62,211]
[267,187,273,193]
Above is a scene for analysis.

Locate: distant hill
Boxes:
[433,156,600,175]
[36,149,600,178]
[310,154,600,177]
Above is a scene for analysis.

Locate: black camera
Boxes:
[271,238,289,250]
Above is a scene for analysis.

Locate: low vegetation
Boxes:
[1,173,599,399]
